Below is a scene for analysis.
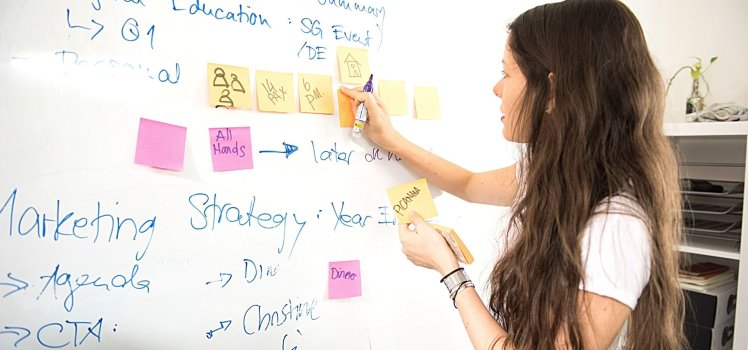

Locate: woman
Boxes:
[342,0,684,349]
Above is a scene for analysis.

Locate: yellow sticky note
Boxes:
[256,70,295,113]
[337,46,371,84]
[378,80,408,116]
[414,86,441,120]
[386,178,438,223]
[208,63,252,109]
[430,224,474,264]
[298,73,334,114]
[337,89,355,127]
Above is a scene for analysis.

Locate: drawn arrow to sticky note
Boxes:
[205,273,232,288]
[205,320,232,339]
[259,142,299,159]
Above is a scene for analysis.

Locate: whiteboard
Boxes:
[0,0,523,349]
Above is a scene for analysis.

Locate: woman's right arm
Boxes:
[341,86,518,206]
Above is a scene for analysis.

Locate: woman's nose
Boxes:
[493,79,504,98]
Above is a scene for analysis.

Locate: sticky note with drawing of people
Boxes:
[208,63,252,109]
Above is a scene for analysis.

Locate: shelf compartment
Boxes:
[682,202,743,215]
[680,233,741,260]
[683,218,741,233]
[680,179,744,197]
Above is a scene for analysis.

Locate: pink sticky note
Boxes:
[134,118,187,171]
[209,127,254,171]
[328,260,362,299]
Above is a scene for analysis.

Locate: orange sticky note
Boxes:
[414,86,441,120]
[337,89,355,127]
[207,63,252,109]
[337,46,371,84]
[298,73,334,114]
[256,70,295,113]
[430,224,474,264]
[386,178,438,223]
[378,80,408,116]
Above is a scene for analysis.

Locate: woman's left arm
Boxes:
[399,212,508,349]
[401,212,632,350]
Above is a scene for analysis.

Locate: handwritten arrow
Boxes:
[259,142,299,159]
[90,19,104,40]
[205,320,232,339]
[66,9,90,30]
[66,9,105,41]
[205,273,232,288]
[0,273,29,298]
[0,326,32,347]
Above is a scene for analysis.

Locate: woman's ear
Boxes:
[546,72,556,113]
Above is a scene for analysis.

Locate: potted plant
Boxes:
[666,56,718,114]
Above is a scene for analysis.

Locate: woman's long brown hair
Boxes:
[488,1,685,349]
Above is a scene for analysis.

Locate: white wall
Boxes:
[628,0,748,123]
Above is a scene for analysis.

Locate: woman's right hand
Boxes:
[340,85,400,150]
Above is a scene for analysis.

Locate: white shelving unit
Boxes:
[666,121,748,349]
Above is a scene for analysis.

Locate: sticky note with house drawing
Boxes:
[429,224,474,264]
[337,46,371,85]
[208,63,252,109]
[386,178,438,223]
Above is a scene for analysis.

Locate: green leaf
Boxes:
[710,56,718,64]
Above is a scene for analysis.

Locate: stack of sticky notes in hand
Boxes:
[386,178,474,264]
[429,223,474,264]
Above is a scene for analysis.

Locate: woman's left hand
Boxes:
[398,211,460,276]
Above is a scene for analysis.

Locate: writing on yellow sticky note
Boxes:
[386,178,438,223]
[378,80,408,116]
[256,70,295,113]
[414,86,441,120]
[299,73,334,114]
[430,224,474,264]
[337,46,371,84]
[208,63,252,109]
[337,89,355,127]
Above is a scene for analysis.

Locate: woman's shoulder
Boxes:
[585,194,651,255]
[593,193,647,222]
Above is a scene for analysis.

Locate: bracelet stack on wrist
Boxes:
[440,268,475,308]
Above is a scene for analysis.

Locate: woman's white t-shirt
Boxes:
[579,195,651,349]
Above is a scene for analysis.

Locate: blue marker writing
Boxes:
[352,74,374,137]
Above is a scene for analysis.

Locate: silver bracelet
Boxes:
[441,268,469,293]
[450,281,475,308]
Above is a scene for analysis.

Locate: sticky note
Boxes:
[378,80,408,115]
[337,89,355,127]
[337,47,371,84]
[256,70,295,113]
[328,260,362,299]
[414,86,441,120]
[386,178,438,223]
[207,63,252,109]
[430,224,474,264]
[134,118,187,171]
[298,73,334,114]
[209,127,253,171]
